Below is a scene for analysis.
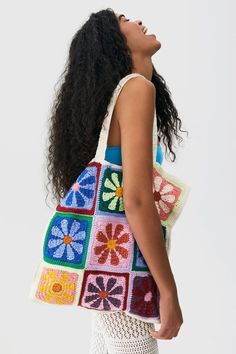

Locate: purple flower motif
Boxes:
[85,276,124,310]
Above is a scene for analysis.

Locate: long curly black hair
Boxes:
[45,8,188,206]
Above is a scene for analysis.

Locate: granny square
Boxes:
[79,270,129,311]
[35,266,79,305]
[128,272,160,319]
[86,215,134,271]
[152,163,190,227]
[56,162,101,215]
[43,212,92,269]
[132,225,167,271]
[132,242,148,271]
[96,165,125,216]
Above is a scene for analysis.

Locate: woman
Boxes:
[46,8,188,354]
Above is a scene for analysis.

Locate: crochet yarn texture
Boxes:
[29,73,191,324]
[89,310,159,354]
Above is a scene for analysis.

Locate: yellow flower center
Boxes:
[115,186,123,197]
[107,239,117,249]
[52,282,62,293]
[63,235,72,244]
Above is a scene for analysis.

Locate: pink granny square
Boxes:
[79,270,129,311]
[153,168,181,222]
[86,215,134,271]
[36,267,79,304]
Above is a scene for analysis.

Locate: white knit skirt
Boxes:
[89,310,159,354]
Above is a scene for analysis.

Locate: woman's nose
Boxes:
[134,19,142,25]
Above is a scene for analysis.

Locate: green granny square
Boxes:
[98,166,125,215]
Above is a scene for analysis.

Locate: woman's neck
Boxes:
[131,54,153,81]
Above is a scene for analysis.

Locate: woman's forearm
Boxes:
[125,198,178,297]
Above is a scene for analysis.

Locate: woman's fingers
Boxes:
[149,325,179,340]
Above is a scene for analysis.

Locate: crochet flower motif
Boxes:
[94,223,129,265]
[153,174,179,220]
[102,172,124,212]
[48,218,86,260]
[61,167,96,208]
[84,275,123,310]
[131,275,159,317]
[136,247,148,268]
[36,268,78,304]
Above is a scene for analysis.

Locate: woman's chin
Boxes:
[146,34,161,48]
[151,38,161,53]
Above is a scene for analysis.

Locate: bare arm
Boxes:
[116,77,176,295]
[115,76,183,339]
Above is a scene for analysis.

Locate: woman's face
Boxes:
[116,13,161,56]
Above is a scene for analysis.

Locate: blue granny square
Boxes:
[43,212,92,269]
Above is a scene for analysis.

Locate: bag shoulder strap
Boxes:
[105,73,146,125]
[93,73,146,163]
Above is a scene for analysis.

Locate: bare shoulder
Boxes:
[118,75,155,103]
[124,75,155,89]
[115,75,156,125]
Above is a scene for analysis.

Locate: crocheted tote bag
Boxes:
[29,73,191,324]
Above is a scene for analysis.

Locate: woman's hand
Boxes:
[149,292,183,340]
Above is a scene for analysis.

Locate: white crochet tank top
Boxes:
[90,73,158,165]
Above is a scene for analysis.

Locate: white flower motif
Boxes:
[102,172,124,212]
[153,175,176,215]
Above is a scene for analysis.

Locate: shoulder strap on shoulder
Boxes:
[105,73,146,124]
[92,73,146,164]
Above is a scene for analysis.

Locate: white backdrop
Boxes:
[1,1,235,353]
